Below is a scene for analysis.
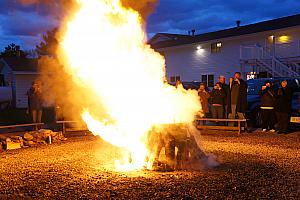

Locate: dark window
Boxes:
[208,75,214,87]
[201,75,207,84]
[170,76,175,82]
[211,42,222,53]
[201,74,214,87]
[0,74,4,86]
[175,76,181,81]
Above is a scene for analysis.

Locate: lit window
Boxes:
[278,36,290,43]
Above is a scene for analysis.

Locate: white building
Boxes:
[0,58,38,108]
[150,14,300,87]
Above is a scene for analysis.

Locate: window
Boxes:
[170,76,175,83]
[170,76,180,83]
[202,74,214,87]
[0,74,4,86]
[201,75,207,84]
[208,75,214,87]
[211,42,222,53]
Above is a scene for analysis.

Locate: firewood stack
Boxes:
[0,129,67,151]
[148,124,208,171]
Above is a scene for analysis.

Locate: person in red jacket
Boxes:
[198,83,210,118]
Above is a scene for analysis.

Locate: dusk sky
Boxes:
[0,0,300,50]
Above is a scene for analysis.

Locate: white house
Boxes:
[0,57,38,108]
[150,14,300,87]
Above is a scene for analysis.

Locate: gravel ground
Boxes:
[0,130,299,199]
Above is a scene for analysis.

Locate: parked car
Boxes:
[247,77,300,127]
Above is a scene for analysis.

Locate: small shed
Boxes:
[0,57,39,108]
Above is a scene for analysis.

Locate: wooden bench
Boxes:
[0,123,44,131]
[194,118,247,135]
[56,121,88,134]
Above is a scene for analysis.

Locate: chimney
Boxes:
[236,20,241,28]
[191,29,196,36]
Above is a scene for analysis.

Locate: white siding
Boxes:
[15,74,37,108]
[161,26,300,85]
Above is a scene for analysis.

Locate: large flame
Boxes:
[59,0,201,170]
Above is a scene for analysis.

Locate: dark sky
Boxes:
[0,0,300,50]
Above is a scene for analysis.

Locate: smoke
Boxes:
[18,0,78,20]
[22,0,160,122]
[120,0,159,19]
[19,0,159,18]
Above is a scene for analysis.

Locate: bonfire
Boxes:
[39,0,217,171]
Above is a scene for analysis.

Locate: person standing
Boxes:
[259,80,276,132]
[210,82,225,123]
[275,80,293,134]
[219,75,230,118]
[198,83,210,118]
[228,72,248,128]
[27,82,43,126]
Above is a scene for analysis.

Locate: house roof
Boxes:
[150,13,300,49]
[1,57,38,72]
[148,33,192,44]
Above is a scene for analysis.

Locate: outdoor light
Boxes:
[216,42,222,47]
[197,45,202,50]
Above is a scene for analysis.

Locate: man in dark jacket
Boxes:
[275,80,293,134]
[219,75,230,118]
[229,72,248,128]
[260,80,276,132]
[210,82,226,122]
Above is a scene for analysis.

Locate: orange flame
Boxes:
[59,0,201,171]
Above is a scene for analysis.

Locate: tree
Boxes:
[36,28,59,57]
[0,43,28,58]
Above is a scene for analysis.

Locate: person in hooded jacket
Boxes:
[210,82,226,124]
[259,80,276,132]
[275,80,293,134]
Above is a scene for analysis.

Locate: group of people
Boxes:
[197,72,293,134]
[259,79,293,134]
[198,72,248,125]
[27,74,293,134]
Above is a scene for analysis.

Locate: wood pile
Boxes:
[0,129,67,151]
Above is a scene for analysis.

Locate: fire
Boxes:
[59,0,201,170]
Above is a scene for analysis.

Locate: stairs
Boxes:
[240,44,300,77]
